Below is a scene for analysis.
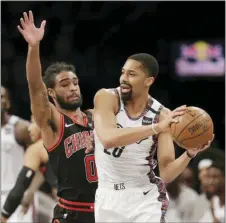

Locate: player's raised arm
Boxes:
[17,11,58,129]
[94,89,185,149]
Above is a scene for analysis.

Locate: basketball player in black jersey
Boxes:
[17,11,97,223]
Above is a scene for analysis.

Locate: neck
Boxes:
[125,93,149,116]
[59,107,82,117]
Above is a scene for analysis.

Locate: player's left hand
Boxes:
[85,135,94,154]
[187,134,214,157]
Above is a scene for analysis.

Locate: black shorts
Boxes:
[52,199,95,223]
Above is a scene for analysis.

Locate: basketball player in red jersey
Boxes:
[93,53,214,222]
[17,11,97,223]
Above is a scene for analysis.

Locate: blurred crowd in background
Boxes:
[1,1,225,222]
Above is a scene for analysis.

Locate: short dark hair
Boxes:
[43,62,76,89]
[128,53,159,79]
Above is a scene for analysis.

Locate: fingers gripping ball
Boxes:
[170,107,214,149]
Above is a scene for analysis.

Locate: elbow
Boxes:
[96,127,119,149]
[98,134,116,149]
[100,138,115,149]
[159,167,173,184]
[160,173,173,184]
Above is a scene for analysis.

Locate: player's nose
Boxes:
[120,74,129,83]
[69,83,78,91]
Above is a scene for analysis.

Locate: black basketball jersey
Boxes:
[47,111,97,202]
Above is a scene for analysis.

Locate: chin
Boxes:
[121,92,132,103]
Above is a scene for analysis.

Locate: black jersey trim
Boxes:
[47,114,65,152]
[65,112,88,128]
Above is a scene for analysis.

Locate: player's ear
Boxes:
[144,77,154,88]
[48,88,56,99]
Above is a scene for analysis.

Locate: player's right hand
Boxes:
[157,105,187,133]
[17,11,46,46]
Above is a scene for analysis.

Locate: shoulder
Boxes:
[94,88,119,114]
[94,88,118,98]
[94,88,119,105]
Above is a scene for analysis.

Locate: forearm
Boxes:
[1,167,35,219]
[21,172,45,209]
[101,124,159,149]
[160,151,191,183]
[25,171,45,194]
[26,44,52,126]
[26,44,43,87]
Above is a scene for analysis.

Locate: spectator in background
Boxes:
[1,86,33,222]
[180,167,195,190]
[206,163,224,223]
[166,175,198,222]
[198,159,213,192]
[191,162,224,222]
[1,116,57,223]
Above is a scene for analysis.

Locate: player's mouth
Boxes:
[120,84,132,93]
[67,94,79,100]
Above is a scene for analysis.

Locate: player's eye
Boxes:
[61,82,69,87]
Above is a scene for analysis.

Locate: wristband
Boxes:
[151,124,158,134]
[186,150,197,159]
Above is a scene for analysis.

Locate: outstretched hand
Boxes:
[17,11,46,46]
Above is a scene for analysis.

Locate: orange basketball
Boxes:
[170,106,214,149]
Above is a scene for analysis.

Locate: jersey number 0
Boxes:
[84,154,98,183]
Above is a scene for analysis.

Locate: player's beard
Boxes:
[56,94,83,111]
[121,89,132,104]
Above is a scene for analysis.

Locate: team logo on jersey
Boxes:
[64,130,94,158]
[142,116,153,125]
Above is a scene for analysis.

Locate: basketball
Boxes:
[170,106,214,149]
